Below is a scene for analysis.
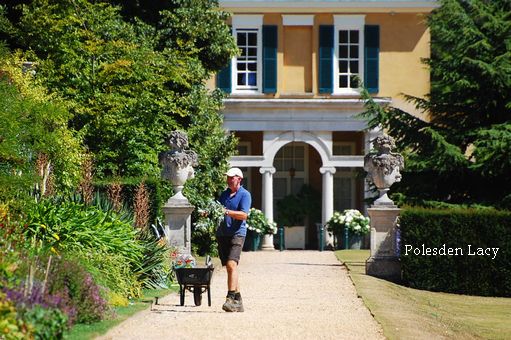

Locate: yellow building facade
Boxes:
[209,0,437,249]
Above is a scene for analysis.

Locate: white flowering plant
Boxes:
[247,208,278,235]
[194,200,225,231]
[326,209,370,236]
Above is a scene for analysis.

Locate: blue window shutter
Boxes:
[364,25,380,94]
[217,63,231,93]
[319,25,334,94]
[217,26,232,93]
[263,25,278,94]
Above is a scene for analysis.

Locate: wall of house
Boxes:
[368,13,430,114]
[207,12,430,113]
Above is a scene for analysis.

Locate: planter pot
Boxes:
[284,226,306,250]
[244,230,261,251]
[348,234,364,250]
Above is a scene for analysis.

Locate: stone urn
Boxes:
[160,131,198,202]
[364,135,404,207]
[364,134,404,281]
[159,130,198,254]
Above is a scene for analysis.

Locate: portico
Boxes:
[224,98,386,248]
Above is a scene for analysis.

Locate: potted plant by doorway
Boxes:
[246,208,277,251]
[326,209,370,249]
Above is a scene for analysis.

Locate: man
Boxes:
[217,167,252,312]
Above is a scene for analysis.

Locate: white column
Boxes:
[320,166,336,248]
[259,166,276,250]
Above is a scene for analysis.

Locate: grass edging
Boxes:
[66,287,178,340]
[335,250,511,340]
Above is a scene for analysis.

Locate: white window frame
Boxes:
[231,15,263,94]
[333,15,365,95]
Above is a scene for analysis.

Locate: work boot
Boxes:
[222,297,244,312]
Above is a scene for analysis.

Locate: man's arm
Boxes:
[224,209,248,221]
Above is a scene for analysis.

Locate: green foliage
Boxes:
[135,229,173,289]
[22,305,68,340]
[1,0,238,181]
[192,199,224,256]
[156,0,238,73]
[48,256,110,324]
[10,0,182,177]
[471,122,511,178]
[327,209,370,236]
[399,208,511,297]
[94,176,173,224]
[184,88,238,208]
[72,250,140,302]
[247,208,277,235]
[0,292,32,340]
[0,55,84,206]
[424,0,511,130]
[25,198,144,270]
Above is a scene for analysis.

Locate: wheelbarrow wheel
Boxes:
[193,285,202,306]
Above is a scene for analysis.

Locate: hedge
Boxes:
[399,208,511,297]
[94,177,173,225]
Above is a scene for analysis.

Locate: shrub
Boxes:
[73,250,140,301]
[327,209,370,236]
[247,208,277,235]
[94,177,173,225]
[48,257,110,324]
[25,197,145,282]
[4,281,76,326]
[399,208,511,297]
[136,229,174,289]
[0,291,32,339]
[22,305,68,340]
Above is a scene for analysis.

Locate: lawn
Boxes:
[335,250,511,340]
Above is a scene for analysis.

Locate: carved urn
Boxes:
[364,135,404,207]
[160,131,198,201]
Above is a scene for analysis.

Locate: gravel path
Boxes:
[97,250,385,340]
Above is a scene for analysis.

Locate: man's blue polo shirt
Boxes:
[217,186,252,237]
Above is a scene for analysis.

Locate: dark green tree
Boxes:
[362,0,511,208]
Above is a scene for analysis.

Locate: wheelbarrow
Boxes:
[175,256,214,306]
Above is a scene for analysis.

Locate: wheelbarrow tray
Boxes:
[175,266,214,306]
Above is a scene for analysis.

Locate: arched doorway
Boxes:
[272,142,322,249]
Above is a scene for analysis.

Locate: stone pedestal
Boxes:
[162,196,194,255]
[365,207,401,282]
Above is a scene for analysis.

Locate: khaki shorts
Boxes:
[217,235,246,266]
